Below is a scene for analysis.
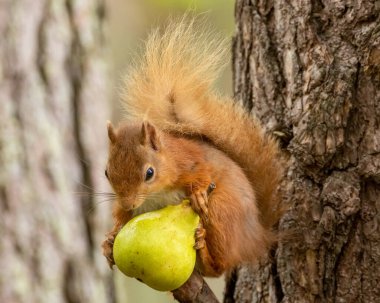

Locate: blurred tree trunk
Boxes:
[226,1,380,302]
[0,1,113,303]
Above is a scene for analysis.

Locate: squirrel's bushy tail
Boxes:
[122,16,283,230]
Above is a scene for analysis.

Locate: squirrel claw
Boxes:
[190,190,209,224]
[102,232,116,268]
[194,223,206,250]
[194,241,205,250]
[106,256,115,269]
[207,182,216,194]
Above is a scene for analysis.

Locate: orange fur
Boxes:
[122,17,283,230]
[102,17,283,277]
[104,122,273,276]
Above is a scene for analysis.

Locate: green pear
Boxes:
[113,200,200,291]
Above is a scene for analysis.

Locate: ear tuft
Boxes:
[140,121,160,151]
[107,121,116,143]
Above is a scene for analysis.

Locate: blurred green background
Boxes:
[107,0,235,120]
[105,0,234,302]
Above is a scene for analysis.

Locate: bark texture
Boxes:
[173,270,220,303]
[0,1,112,302]
[227,0,380,302]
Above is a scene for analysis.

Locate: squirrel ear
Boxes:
[107,121,116,143]
[140,121,160,151]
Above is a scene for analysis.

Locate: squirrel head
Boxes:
[105,120,175,211]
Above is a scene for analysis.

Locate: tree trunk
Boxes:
[227,1,380,302]
[0,1,112,302]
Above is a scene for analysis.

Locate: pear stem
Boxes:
[172,270,220,303]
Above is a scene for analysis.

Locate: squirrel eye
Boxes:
[145,167,154,182]
[105,170,109,179]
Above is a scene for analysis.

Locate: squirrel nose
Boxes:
[119,195,141,211]
[118,196,133,210]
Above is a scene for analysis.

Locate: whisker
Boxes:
[78,157,90,166]
[91,199,115,206]
[73,191,116,197]
[76,182,95,191]
[86,199,116,215]
[137,195,167,200]
[136,193,162,198]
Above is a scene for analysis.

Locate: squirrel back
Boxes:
[122,16,283,231]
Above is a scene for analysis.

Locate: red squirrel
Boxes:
[102,17,283,277]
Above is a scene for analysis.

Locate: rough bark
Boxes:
[227,0,380,302]
[172,270,220,303]
[0,1,112,302]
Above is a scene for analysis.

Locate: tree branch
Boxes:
[172,271,220,303]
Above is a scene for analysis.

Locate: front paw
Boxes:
[190,189,209,223]
[194,222,206,250]
[102,232,116,268]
